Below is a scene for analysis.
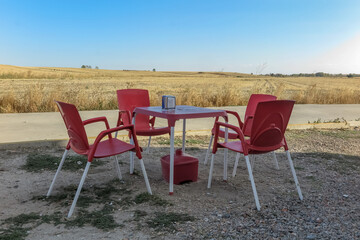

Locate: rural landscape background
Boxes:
[1,64,360,113]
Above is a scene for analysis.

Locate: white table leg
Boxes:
[182,119,186,153]
[169,126,175,194]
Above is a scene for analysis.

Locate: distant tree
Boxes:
[315,72,325,77]
[152,68,156,72]
[95,66,99,69]
[81,65,92,69]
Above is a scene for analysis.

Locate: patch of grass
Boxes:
[2,180,134,235]
[1,212,61,240]
[134,192,171,206]
[156,138,183,146]
[323,117,346,123]
[318,129,360,139]
[285,129,315,139]
[32,185,93,208]
[76,196,97,208]
[23,153,104,172]
[310,118,322,124]
[4,213,41,226]
[186,138,208,145]
[119,196,134,207]
[93,179,133,204]
[40,212,63,226]
[308,118,347,124]
[147,212,195,231]
[133,210,148,221]
[35,180,133,208]
[2,208,119,235]
[0,227,29,240]
[305,176,317,182]
[184,147,201,151]
[65,205,119,230]
[156,137,207,146]
[294,166,305,171]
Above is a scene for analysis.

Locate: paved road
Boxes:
[0,104,359,144]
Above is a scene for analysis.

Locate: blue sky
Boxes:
[1,0,359,74]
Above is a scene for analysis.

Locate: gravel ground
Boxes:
[0,128,359,239]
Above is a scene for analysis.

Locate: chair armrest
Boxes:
[83,116,111,130]
[212,110,241,129]
[212,121,247,154]
[88,125,142,161]
[225,110,244,129]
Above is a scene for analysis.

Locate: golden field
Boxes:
[0,64,360,113]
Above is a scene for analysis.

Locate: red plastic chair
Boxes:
[47,101,152,218]
[204,94,278,175]
[207,100,303,211]
[115,89,170,173]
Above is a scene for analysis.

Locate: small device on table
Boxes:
[162,95,176,109]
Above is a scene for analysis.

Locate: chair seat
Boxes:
[136,126,170,136]
[219,138,286,154]
[211,127,239,139]
[92,138,135,158]
[219,141,245,153]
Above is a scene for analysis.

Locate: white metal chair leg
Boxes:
[207,154,215,188]
[145,136,152,154]
[114,156,122,180]
[232,153,241,177]
[139,159,152,194]
[204,135,214,165]
[68,161,91,218]
[223,125,229,181]
[272,151,279,170]
[286,150,303,200]
[250,156,255,171]
[47,149,69,197]
[129,152,135,174]
[223,149,228,181]
[129,135,135,174]
[245,155,261,211]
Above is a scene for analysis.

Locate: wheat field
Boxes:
[0,64,360,113]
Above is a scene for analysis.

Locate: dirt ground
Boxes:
[0,129,359,240]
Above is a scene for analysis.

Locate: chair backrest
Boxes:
[55,101,89,154]
[242,94,277,136]
[245,94,277,118]
[249,100,295,150]
[116,89,150,128]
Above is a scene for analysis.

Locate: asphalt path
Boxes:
[0,104,359,144]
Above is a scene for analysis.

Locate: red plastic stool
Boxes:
[161,149,198,184]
